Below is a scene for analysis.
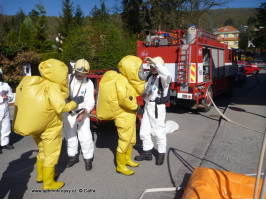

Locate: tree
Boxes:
[90,2,110,25]
[146,0,184,31]
[224,18,234,26]
[28,8,39,26]
[179,0,230,27]
[30,4,52,53]
[97,23,137,69]
[57,0,74,38]
[15,8,26,35]
[18,23,31,48]
[61,26,92,64]
[23,16,35,32]
[251,3,266,50]
[74,4,85,26]
[121,0,144,33]
[6,29,17,45]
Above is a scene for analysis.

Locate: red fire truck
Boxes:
[137,25,237,112]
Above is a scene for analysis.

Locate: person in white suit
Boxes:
[135,57,171,165]
[0,72,14,154]
[63,59,95,171]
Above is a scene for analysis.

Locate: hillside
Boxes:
[200,8,257,30]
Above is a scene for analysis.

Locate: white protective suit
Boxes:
[140,62,171,153]
[0,82,13,146]
[63,74,95,159]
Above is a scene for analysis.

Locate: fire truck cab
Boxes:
[137,25,237,112]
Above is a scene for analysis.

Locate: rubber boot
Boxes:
[36,159,43,183]
[36,159,58,183]
[66,154,79,168]
[134,149,152,161]
[116,152,134,176]
[125,146,139,167]
[84,158,93,171]
[156,153,165,165]
[42,167,64,190]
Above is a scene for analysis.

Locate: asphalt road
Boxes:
[0,58,265,199]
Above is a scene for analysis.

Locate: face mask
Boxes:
[142,81,153,99]
[138,64,145,81]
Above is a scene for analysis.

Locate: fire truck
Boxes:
[137,25,237,112]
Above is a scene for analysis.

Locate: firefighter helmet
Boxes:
[75,59,90,73]
[153,56,165,66]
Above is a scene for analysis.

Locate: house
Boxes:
[214,26,239,49]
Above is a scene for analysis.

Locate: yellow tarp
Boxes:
[182,167,264,199]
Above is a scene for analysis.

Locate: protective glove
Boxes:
[72,96,84,105]
[136,105,143,116]
[144,57,156,66]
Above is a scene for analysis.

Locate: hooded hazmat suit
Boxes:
[0,81,14,148]
[13,59,78,190]
[97,55,144,175]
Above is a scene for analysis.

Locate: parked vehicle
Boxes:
[241,63,260,75]
[137,25,237,112]
[237,60,260,75]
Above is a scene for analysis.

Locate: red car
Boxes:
[237,61,260,75]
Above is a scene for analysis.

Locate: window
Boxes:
[224,28,229,31]
[234,34,237,37]
[234,41,238,45]
[224,42,228,45]
[224,34,228,38]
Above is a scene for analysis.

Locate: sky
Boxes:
[0,0,265,17]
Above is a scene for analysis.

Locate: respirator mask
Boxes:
[138,64,145,81]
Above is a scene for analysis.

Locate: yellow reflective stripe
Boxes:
[190,64,195,82]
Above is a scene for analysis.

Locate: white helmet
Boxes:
[75,59,90,73]
[152,56,165,66]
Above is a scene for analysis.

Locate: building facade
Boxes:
[214,26,239,49]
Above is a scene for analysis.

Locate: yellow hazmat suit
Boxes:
[13,59,77,190]
[97,55,144,175]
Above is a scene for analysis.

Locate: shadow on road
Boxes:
[8,120,24,146]
[55,139,69,176]
[94,121,118,166]
[0,150,37,198]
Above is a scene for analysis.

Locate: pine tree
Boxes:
[90,2,110,25]
[23,16,35,32]
[28,9,39,26]
[121,0,144,33]
[18,23,31,48]
[61,26,92,64]
[15,8,26,35]
[57,0,74,38]
[30,4,52,53]
[6,29,17,45]
[74,4,85,26]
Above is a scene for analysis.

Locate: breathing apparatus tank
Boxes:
[187,25,197,44]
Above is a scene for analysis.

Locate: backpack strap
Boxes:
[146,72,153,81]
[156,77,171,104]
[69,73,75,86]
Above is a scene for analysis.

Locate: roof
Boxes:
[214,26,239,34]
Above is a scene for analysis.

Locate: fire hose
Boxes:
[139,93,265,199]
[206,91,263,134]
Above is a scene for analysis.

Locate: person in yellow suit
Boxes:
[13,59,84,190]
[97,55,145,176]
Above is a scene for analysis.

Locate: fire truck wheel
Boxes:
[198,87,213,112]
